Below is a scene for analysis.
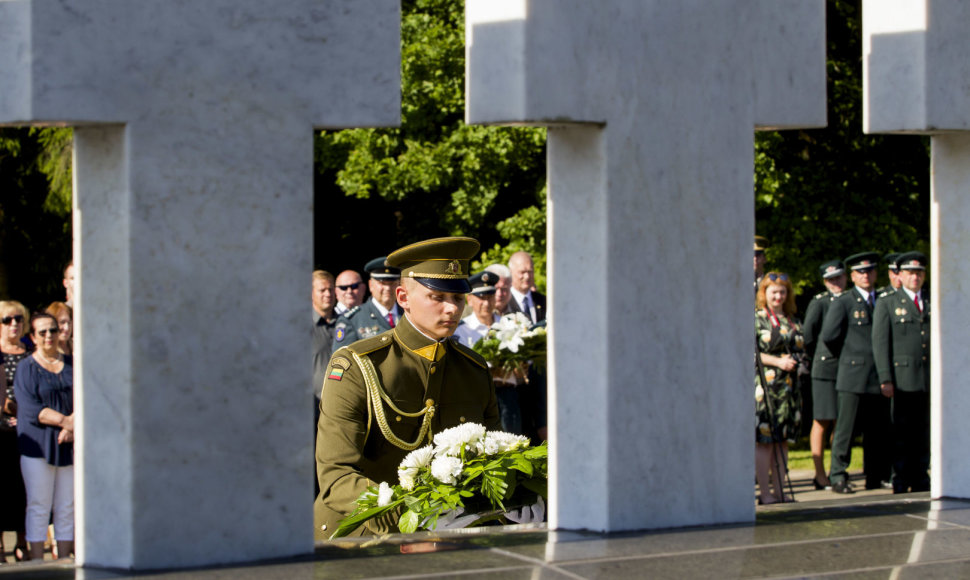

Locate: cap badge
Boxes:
[826,266,837,274]
[907,260,919,267]
[446,260,462,275]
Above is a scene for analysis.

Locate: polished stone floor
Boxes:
[3,486,970,579]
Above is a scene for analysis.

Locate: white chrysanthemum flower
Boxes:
[397,445,434,490]
[400,445,434,470]
[377,482,394,507]
[430,456,464,485]
[399,469,416,491]
[433,423,486,457]
[477,431,530,455]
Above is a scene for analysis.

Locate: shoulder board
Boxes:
[877,288,896,299]
[341,305,362,319]
[813,291,828,300]
[338,331,393,357]
[450,340,488,370]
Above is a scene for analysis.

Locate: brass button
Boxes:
[459,416,466,422]
[381,336,389,342]
[429,366,437,375]
[425,399,434,407]
[395,416,402,422]
[923,356,928,361]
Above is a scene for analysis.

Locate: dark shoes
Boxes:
[813,477,832,491]
[831,480,855,494]
[865,480,894,490]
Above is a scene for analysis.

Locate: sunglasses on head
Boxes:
[1,315,24,325]
[36,327,60,337]
[337,283,361,291]
[767,273,789,282]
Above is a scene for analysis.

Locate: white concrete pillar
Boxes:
[467,0,826,532]
[864,0,970,499]
[0,0,400,569]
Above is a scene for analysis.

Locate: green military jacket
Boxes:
[314,314,500,539]
[872,289,930,392]
[803,290,841,380]
[820,287,880,394]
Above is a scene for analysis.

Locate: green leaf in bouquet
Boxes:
[330,499,403,539]
[520,477,548,498]
[510,456,534,477]
[398,509,420,534]
[523,444,548,460]
[459,490,474,498]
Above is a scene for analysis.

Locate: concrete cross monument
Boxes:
[467,1,826,532]
[0,0,399,570]
[864,0,970,499]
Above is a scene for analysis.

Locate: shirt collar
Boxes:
[509,287,531,305]
[854,286,873,302]
[397,314,447,362]
[901,287,920,302]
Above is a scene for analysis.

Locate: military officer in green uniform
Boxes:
[332,257,403,352]
[821,252,893,493]
[802,259,846,490]
[877,253,902,297]
[314,238,500,539]
[872,251,930,493]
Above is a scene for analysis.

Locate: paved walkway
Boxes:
[4,471,965,578]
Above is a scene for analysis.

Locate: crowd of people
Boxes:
[0,262,76,562]
[754,238,930,504]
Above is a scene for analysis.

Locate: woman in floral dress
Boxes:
[755,273,804,504]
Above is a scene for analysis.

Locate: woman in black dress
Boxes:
[0,301,30,561]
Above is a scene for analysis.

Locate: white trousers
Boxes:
[20,455,74,542]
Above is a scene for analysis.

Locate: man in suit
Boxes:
[872,251,930,493]
[802,259,847,489]
[332,257,402,352]
[877,253,902,297]
[503,251,546,442]
[505,252,546,323]
[821,252,893,493]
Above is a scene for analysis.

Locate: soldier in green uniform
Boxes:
[802,259,846,490]
[314,238,501,539]
[872,251,930,493]
[331,257,403,352]
[821,252,893,493]
[877,253,902,298]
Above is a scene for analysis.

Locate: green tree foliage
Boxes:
[314,0,547,287]
[0,127,73,309]
[756,0,930,308]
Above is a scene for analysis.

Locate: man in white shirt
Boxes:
[334,269,366,315]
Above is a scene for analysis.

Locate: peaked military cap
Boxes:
[387,237,480,293]
[468,271,498,296]
[819,260,845,279]
[364,256,401,280]
[883,252,901,272]
[897,251,927,271]
[845,252,879,271]
[754,235,770,252]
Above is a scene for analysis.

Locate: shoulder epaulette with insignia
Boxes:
[451,340,488,370]
[340,331,394,357]
[813,291,828,300]
[878,288,896,299]
[342,305,362,319]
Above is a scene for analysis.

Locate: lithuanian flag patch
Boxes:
[327,367,344,381]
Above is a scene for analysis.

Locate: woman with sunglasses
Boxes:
[14,313,74,560]
[45,302,74,356]
[755,273,804,504]
[0,301,30,561]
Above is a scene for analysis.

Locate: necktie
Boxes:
[522,295,534,323]
[386,312,395,328]
[867,293,874,309]
[914,295,922,314]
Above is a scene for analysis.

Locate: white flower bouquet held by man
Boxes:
[330,423,548,538]
[472,312,547,372]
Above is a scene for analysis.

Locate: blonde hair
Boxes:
[46,301,73,321]
[313,270,334,284]
[0,300,29,339]
[756,273,796,317]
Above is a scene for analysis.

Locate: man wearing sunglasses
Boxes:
[334,270,366,315]
[821,252,893,494]
[331,257,402,352]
